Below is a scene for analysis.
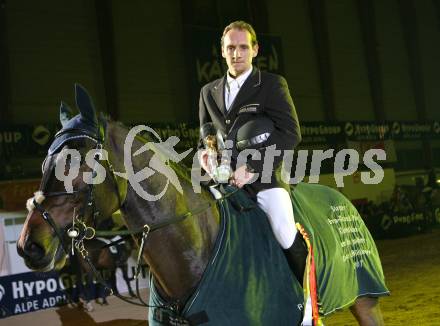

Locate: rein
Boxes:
[32,180,242,310]
[30,122,249,312]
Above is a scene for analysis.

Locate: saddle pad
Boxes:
[149,183,389,324]
[291,183,389,315]
[149,187,304,325]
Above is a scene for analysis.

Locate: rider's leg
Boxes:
[256,188,308,283]
[283,233,308,284]
[256,188,297,248]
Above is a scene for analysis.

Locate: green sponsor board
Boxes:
[2,121,440,159]
[1,120,439,179]
[363,208,439,239]
[342,121,440,141]
[300,122,344,144]
[0,124,57,160]
[302,121,440,143]
[147,122,199,150]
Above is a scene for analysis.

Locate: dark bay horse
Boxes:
[17,84,387,325]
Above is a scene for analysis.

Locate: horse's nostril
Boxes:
[23,241,46,260]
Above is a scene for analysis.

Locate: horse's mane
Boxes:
[107,118,195,186]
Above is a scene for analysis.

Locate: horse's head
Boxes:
[17,84,122,271]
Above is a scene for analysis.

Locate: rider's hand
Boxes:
[230,165,256,188]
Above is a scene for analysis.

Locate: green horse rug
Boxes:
[149,182,389,325]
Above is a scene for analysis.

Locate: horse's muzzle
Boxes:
[16,239,53,270]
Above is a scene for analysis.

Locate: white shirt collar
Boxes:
[226,66,253,89]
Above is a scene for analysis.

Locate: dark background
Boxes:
[0,0,439,180]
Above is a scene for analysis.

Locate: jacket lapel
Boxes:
[226,68,262,119]
[210,76,227,117]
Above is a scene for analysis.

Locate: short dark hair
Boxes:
[221,21,258,47]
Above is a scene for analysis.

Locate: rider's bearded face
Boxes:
[221,29,258,78]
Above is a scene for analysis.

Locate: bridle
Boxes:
[31,189,92,255]
[35,132,116,250]
[30,120,248,314]
[31,124,147,304]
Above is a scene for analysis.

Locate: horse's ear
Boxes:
[59,101,73,127]
[74,83,98,125]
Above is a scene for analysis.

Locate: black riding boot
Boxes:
[283,233,308,285]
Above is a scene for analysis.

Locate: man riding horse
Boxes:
[17,20,389,323]
[198,21,308,287]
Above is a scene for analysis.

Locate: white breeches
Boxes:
[256,187,297,249]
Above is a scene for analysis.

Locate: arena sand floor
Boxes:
[1,229,439,326]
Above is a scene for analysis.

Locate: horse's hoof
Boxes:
[97,298,109,305]
[85,302,94,312]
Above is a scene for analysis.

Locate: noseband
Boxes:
[31,189,92,255]
[30,122,248,311]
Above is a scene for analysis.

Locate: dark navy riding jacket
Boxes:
[198,67,301,195]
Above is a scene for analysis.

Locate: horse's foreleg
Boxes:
[121,265,135,297]
[349,296,384,326]
[106,268,118,295]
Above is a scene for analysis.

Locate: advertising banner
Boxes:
[362,207,440,239]
[0,271,72,318]
[0,120,439,180]
[0,262,149,319]
[0,124,58,161]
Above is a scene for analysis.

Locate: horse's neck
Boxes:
[106,122,220,300]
